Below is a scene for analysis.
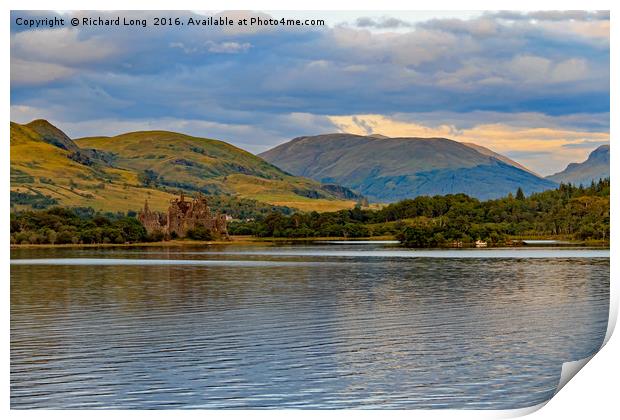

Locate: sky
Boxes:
[10,10,610,175]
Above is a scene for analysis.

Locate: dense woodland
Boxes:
[10,180,609,246]
[229,180,610,246]
[11,208,149,245]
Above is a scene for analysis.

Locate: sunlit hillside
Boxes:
[10,121,359,214]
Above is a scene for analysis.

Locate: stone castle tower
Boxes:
[138,193,228,239]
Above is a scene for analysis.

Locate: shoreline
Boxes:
[10,236,260,249]
[10,235,609,249]
[9,235,396,249]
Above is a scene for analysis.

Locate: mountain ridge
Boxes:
[547,144,610,185]
[10,120,360,213]
[259,133,557,202]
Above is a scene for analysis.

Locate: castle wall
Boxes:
[138,193,228,239]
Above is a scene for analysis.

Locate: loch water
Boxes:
[11,243,610,409]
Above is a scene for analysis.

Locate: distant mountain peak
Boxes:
[259,133,555,202]
[589,144,610,160]
[547,144,609,185]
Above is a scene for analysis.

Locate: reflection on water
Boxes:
[11,244,609,409]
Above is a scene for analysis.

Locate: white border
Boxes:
[3,1,617,419]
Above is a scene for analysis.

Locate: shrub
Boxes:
[186,226,213,241]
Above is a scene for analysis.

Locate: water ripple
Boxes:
[11,245,609,409]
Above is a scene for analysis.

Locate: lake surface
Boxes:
[11,243,609,409]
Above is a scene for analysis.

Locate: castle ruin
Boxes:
[138,193,229,239]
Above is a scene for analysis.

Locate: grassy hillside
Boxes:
[259,133,557,202]
[75,130,358,211]
[11,121,358,214]
[11,122,178,213]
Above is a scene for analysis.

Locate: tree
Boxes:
[397,225,437,248]
[139,169,159,187]
[515,187,525,200]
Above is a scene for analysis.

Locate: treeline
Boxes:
[228,180,610,246]
[11,191,59,209]
[10,180,610,247]
[10,207,150,245]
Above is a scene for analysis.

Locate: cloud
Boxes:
[10,10,609,117]
[355,17,413,29]
[170,40,252,54]
[11,104,50,121]
[11,58,74,86]
[11,27,118,66]
[490,10,609,22]
[169,42,198,54]
[205,40,251,53]
[351,116,374,134]
[550,58,589,83]
[418,17,500,37]
[9,10,609,174]
[561,140,609,149]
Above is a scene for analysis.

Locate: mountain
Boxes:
[259,133,557,202]
[546,145,610,186]
[25,119,80,152]
[460,142,539,176]
[11,121,176,212]
[10,120,360,213]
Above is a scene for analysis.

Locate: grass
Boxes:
[10,124,178,212]
[11,121,358,213]
[222,174,356,211]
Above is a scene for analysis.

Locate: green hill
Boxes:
[259,133,558,202]
[10,120,359,214]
